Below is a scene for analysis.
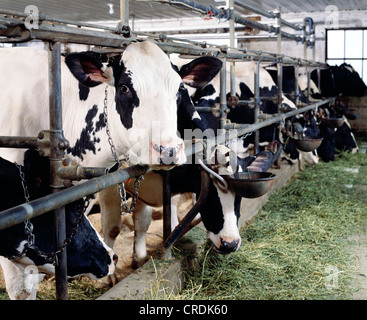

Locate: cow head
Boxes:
[65,41,186,168]
[199,145,242,254]
[0,150,117,279]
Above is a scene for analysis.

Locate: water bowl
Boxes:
[224,171,277,198]
[290,137,323,152]
[324,117,344,128]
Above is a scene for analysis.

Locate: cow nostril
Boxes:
[218,238,240,254]
[113,254,118,265]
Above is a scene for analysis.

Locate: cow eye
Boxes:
[120,85,130,94]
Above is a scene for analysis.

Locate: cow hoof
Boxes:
[131,258,147,269]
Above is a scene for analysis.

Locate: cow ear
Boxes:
[65,53,113,87]
[179,56,222,88]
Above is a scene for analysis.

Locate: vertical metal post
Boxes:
[229,0,236,97]
[120,0,129,25]
[162,171,172,260]
[275,7,281,55]
[254,61,260,154]
[277,59,283,112]
[295,64,300,107]
[303,18,308,60]
[306,66,311,99]
[48,42,68,300]
[219,57,227,130]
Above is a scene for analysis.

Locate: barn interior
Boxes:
[1,0,367,301]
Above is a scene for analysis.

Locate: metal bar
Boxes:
[254,61,260,154]
[219,57,227,130]
[164,171,210,250]
[0,98,332,232]
[0,136,38,149]
[185,98,333,160]
[48,41,68,300]
[0,13,327,68]
[277,60,283,112]
[120,0,129,25]
[295,64,300,106]
[0,164,149,231]
[155,0,302,42]
[229,0,236,97]
[162,170,172,259]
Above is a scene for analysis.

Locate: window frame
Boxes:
[326,28,367,83]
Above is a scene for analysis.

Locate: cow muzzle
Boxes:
[151,141,185,167]
[214,237,241,254]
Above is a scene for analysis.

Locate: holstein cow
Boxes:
[265,64,360,163]
[0,150,117,300]
[311,63,367,98]
[0,42,186,297]
[308,64,360,159]
[100,57,278,269]
[100,56,245,268]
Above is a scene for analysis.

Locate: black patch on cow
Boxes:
[67,105,102,160]
[95,113,106,132]
[78,83,90,101]
[0,150,112,277]
[107,58,140,130]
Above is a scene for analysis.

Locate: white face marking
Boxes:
[208,184,241,250]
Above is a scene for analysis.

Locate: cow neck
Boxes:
[103,86,143,215]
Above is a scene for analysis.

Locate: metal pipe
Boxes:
[120,0,129,25]
[295,64,300,107]
[229,0,236,97]
[0,14,327,68]
[162,170,172,259]
[277,60,283,112]
[0,98,332,232]
[219,57,227,130]
[0,136,38,149]
[254,61,260,154]
[48,42,68,300]
[185,98,333,159]
[0,164,149,231]
[164,170,210,250]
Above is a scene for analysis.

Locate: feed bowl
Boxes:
[291,137,323,152]
[224,171,277,198]
[324,117,344,128]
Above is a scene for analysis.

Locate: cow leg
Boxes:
[171,194,180,231]
[132,200,152,269]
[0,257,44,300]
[100,186,122,249]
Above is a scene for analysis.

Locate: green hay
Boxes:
[174,150,367,300]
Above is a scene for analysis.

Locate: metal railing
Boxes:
[0,2,332,300]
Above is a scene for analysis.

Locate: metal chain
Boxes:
[103,86,143,215]
[14,163,35,252]
[10,163,89,265]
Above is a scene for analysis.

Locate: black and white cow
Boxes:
[0,42,186,168]
[100,57,278,269]
[311,63,367,98]
[0,150,117,300]
[0,41,187,298]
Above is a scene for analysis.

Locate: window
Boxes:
[326,29,367,85]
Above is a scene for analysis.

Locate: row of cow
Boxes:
[0,41,364,299]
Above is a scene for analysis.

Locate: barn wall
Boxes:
[131,9,367,64]
[241,9,367,63]
[341,96,367,133]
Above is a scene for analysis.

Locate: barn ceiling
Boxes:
[0,0,366,22]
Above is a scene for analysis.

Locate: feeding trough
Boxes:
[290,137,323,152]
[324,117,344,128]
[224,171,277,198]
